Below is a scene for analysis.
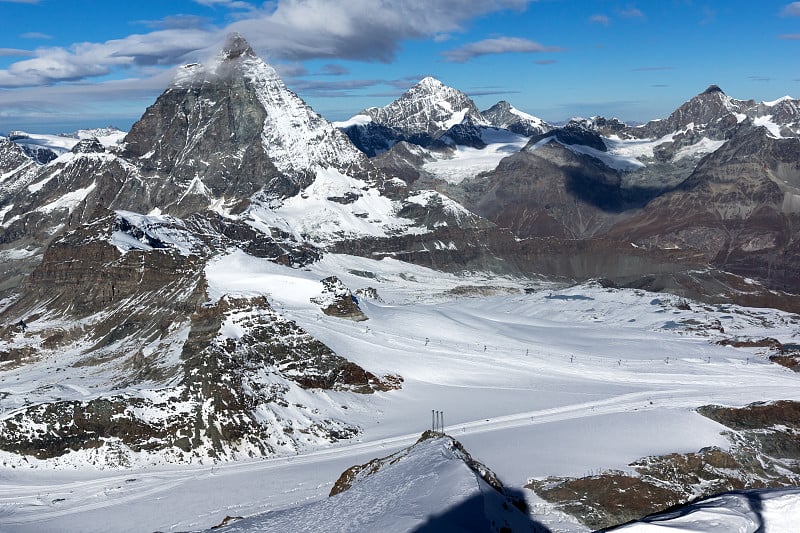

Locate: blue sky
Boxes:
[1,0,799,133]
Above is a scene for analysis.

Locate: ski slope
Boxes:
[1,253,799,532]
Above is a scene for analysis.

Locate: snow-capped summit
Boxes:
[338,76,503,156]
[481,100,551,137]
[362,76,487,143]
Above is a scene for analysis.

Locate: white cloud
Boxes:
[0,29,214,87]
[589,14,610,25]
[442,36,562,63]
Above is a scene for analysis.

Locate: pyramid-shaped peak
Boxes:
[172,32,277,88]
[701,84,725,96]
[221,32,256,60]
[412,76,453,93]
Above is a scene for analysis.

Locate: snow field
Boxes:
[1,252,799,532]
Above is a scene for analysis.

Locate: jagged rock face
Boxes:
[19,145,58,165]
[630,85,800,141]
[529,400,800,530]
[465,143,629,239]
[337,120,399,158]
[481,100,550,137]
[311,276,368,321]
[607,127,800,291]
[371,141,434,185]
[578,116,630,137]
[0,152,142,247]
[762,98,800,136]
[0,291,382,462]
[0,182,406,464]
[633,85,754,140]
[71,137,105,154]
[0,239,400,463]
[0,139,33,176]
[530,122,608,152]
[18,211,204,317]
[124,33,373,213]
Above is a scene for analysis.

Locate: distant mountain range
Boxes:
[336,77,800,295]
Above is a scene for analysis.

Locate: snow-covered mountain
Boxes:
[345,76,488,151]
[481,100,551,137]
[125,34,374,207]
[633,84,800,141]
[337,76,502,157]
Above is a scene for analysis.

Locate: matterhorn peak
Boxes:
[171,32,278,89]
[124,32,369,206]
[220,32,256,60]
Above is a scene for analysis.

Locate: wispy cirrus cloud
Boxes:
[781,2,800,16]
[193,0,255,9]
[0,48,33,57]
[589,14,610,25]
[619,7,645,19]
[136,14,212,30]
[442,36,563,63]
[0,0,40,4]
[318,63,350,76]
[20,32,52,39]
[779,33,800,39]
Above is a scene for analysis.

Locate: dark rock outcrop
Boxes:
[530,400,800,530]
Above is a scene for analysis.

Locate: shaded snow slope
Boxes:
[217,434,536,533]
